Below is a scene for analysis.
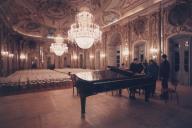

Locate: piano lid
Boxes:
[75,70,129,82]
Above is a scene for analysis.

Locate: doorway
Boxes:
[107,32,122,67]
[134,42,146,62]
[169,35,192,86]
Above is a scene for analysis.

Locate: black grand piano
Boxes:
[75,67,154,117]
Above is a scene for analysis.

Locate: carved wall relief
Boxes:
[168,2,191,27]
[133,17,147,36]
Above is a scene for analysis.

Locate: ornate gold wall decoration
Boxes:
[133,17,147,36]
[168,2,191,27]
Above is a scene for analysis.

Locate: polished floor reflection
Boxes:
[0,81,192,128]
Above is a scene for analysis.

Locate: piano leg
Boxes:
[145,87,150,102]
[80,96,86,118]
[118,89,122,96]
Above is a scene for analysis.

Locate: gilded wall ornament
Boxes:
[133,17,147,35]
[168,2,191,26]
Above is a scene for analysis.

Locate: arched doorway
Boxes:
[168,34,192,86]
[133,41,147,62]
[107,32,122,67]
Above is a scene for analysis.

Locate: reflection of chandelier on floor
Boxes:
[49,35,68,56]
[68,8,102,49]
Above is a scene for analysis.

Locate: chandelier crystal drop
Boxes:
[50,43,68,56]
[68,8,102,49]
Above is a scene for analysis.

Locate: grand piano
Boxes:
[75,67,154,117]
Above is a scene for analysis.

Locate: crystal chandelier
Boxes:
[68,8,102,49]
[48,35,68,56]
[50,43,68,56]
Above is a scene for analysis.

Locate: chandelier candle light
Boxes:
[68,8,102,49]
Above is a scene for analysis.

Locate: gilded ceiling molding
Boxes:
[13,26,43,38]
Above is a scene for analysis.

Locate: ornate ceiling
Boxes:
[0,0,145,38]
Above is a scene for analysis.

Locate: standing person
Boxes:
[147,59,159,96]
[120,63,125,69]
[129,58,140,99]
[138,61,144,73]
[159,54,170,100]
[130,58,139,73]
[143,59,148,74]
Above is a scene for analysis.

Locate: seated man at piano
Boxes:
[129,58,144,99]
[130,58,144,74]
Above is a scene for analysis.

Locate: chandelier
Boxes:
[50,43,68,56]
[49,35,68,56]
[68,8,102,49]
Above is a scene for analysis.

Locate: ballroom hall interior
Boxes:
[0,0,192,128]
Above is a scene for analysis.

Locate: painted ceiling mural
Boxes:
[0,0,144,38]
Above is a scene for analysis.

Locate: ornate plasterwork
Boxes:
[133,17,147,36]
[103,0,144,14]
[0,0,106,37]
[102,11,120,25]
[130,16,149,43]
[164,4,192,40]
[168,2,191,27]
[0,0,151,38]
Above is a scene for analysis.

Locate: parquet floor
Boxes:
[0,81,192,128]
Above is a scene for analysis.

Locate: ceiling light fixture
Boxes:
[68,7,102,49]
[20,53,27,60]
[50,42,68,56]
[48,35,68,56]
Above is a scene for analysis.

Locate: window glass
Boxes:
[184,50,189,72]
[175,43,179,48]
[174,51,180,72]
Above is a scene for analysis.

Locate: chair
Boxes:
[168,80,179,104]
[70,74,79,96]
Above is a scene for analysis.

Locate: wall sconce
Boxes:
[8,53,14,58]
[123,47,129,56]
[20,53,27,60]
[89,54,94,59]
[150,48,158,59]
[73,54,78,60]
[100,53,105,58]
[1,50,9,57]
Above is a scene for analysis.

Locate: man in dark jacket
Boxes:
[159,54,170,100]
[129,58,143,99]
[130,58,139,73]
[147,59,159,96]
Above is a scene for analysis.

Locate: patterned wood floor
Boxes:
[0,82,192,128]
